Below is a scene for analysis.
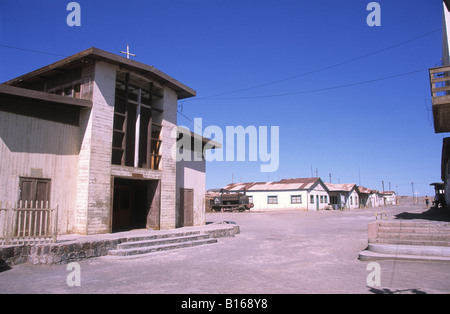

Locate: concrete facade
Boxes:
[75,61,117,235]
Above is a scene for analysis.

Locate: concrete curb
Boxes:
[0,223,240,266]
[359,243,450,262]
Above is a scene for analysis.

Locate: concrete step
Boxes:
[377,221,450,228]
[378,226,450,235]
[115,230,203,244]
[376,231,450,242]
[372,221,450,247]
[370,238,450,247]
[359,243,450,262]
[116,234,211,250]
[108,234,218,257]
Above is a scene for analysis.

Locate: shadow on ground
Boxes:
[394,206,450,222]
[0,259,11,273]
[368,287,427,294]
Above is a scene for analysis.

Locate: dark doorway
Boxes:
[112,178,160,232]
[179,188,194,227]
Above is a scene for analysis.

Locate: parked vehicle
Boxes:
[430,182,446,208]
[211,189,254,212]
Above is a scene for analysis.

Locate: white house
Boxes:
[325,183,359,209]
[223,177,330,211]
[356,186,373,208]
[379,191,397,206]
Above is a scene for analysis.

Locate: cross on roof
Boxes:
[120,44,136,59]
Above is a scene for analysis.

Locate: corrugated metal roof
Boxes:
[223,179,384,195]
[357,186,372,194]
[357,186,381,194]
[224,178,322,191]
[379,191,396,195]
[325,183,356,192]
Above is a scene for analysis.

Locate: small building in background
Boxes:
[223,178,330,211]
[379,191,398,206]
[325,183,359,209]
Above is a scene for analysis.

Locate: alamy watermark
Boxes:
[66,2,81,27]
[366,2,381,27]
[66,262,81,287]
[172,118,280,173]
[366,262,381,287]
[65,2,380,28]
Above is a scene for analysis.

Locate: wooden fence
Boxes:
[0,201,58,245]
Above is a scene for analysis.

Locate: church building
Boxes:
[0,47,215,236]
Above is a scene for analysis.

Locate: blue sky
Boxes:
[0,0,446,196]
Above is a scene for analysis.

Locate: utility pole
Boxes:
[329,173,332,184]
[396,185,399,205]
[382,181,384,192]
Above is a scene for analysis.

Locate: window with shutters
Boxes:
[19,177,51,207]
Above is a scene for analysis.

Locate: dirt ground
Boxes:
[1,202,450,295]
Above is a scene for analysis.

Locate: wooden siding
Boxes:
[0,111,79,235]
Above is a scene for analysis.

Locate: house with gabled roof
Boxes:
[356,186,374,208]
[379,191,398,206]
[325,183,359,209]
[223,177,330,211]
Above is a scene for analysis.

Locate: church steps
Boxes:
[359,220,450,261]
[107,233,218,256]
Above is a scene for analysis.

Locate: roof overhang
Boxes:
[177,127,222,150]
[0,84,91,126]
[3,47,196,100]
[0,84,92,108]
[445,0,450,12]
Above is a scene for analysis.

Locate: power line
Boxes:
[0,44,68,57]
[184,28,441,101]
[191,68,427,100]
[177,108,204,130]
[177,68,427,127]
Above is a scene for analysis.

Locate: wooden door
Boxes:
[180,188,194,227]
